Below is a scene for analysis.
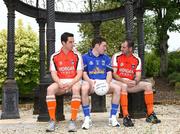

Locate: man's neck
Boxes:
[124,51,132,56]
[62,47,70,54]
[92,48,100,57]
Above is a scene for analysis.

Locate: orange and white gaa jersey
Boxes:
[50,49,83,79]
[112,52,141,80]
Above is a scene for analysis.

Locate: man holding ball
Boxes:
[81,37,122,130]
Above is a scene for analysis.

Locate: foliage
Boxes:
[143,14,157,51]
[175,82,180,93]
[168,72,180,86]
[144,51,160,77]
[145,0,180,76]
[168,51,180,74]
[0,29,7,86]
[77,1,125,56]
[0,19,39,95]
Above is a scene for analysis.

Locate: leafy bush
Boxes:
[144,51,160,77]
[0,20,39,95]
[168,51,180,74]
[168,72,180,82]
[175,82,180,94]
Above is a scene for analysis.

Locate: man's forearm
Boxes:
[51,72,60,83]
[106,72,112,84]
[71,71,83,85]
[113,73,123,82]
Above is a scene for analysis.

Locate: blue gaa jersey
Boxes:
[82,49,112,80]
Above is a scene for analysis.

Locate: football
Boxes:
[94,80,109,96]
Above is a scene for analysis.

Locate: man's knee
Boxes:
[144,82,153,91]
[121,83,128,90]
[112,84,121,95]
[47,83,57,95]
[81,83,90,96]
[72,85,81,94]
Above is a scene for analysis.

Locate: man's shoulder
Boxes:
[113,52,123,57]
[72,49,82,56]
[103,53,110,58]
[82,52,90,58]
[51,51,61,58]
[132,53,141,60]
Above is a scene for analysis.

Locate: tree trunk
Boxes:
[159,34,169,77]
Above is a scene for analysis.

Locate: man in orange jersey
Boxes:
[112,39,161,127]
[46,32,83,132]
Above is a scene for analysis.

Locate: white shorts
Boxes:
[60,79,82,85]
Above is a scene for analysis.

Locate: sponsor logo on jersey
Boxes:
[89,67,105,74]
[58,66,75,72]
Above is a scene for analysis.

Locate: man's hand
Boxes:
[121,78,136,87]
[58,81,66,89]
[127,80,136,87]
[63,82,73,92]
[88,79,95,89]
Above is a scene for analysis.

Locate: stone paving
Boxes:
[0,95,180,134]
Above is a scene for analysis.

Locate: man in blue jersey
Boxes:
[81,37,122,129]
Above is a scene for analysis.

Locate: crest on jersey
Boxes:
[96,60,99,65]
[59,61,62,65]
[70,60,74,65]
[120,62,124,67]
[131,64,135,69]
[102,60,105,66]
[89,61,93,65]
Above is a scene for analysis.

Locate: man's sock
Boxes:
[110,103,119,118]
[82,105,90,117]
[120,91,129,117]
[71,95,81,121]
[46,95,56,121]
[144,90,154,115]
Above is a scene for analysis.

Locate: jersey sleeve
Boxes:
[49,54,56,72]
[111,54,118,68]
[106,56,113,72]
[135,57,142,72]
[83,54,88,72]
[76,52,83,71]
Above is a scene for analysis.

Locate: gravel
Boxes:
[0,95,180,134]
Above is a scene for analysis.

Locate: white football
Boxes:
[94,80,109,96]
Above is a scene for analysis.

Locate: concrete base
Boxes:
[1,79,20,119]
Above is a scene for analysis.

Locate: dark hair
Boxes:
[125,39,134,48]
[61,32,74,43]
[91,36,106,48]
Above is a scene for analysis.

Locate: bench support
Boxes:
[119,91,146,118]
[91,94,107,112]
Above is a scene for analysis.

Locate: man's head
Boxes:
[61,32,74,50]
[92,37,107,55]
[121,39,134,55]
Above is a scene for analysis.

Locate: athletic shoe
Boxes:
[68,120,77,132]
[46,120,56,132]
[109,115,120,127]
[146,112,161,124]
[123,115,134,127]
[82,116,92,130]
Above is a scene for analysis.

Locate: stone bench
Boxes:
[33,84,107,121]
[34,78,155,121]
